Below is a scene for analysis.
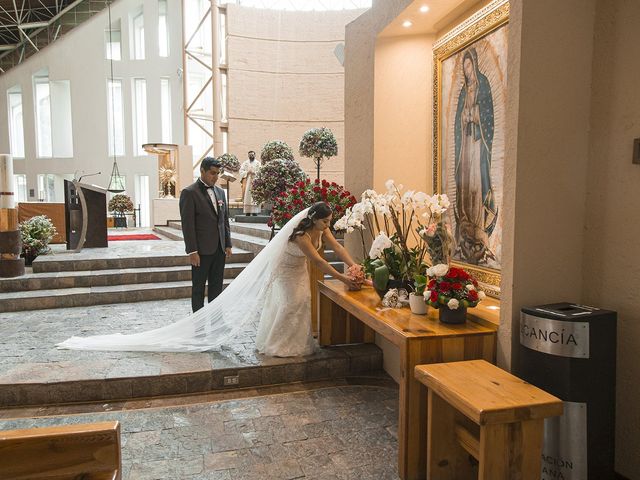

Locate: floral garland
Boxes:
[269,178,357,228]
[250,158,305,205]
[260,140,294,163]
[299,127,338,160]
[217,153,240,173]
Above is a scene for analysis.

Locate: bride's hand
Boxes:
[340,274,361,291]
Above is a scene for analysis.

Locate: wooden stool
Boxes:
[415,359,563,480]
[0,421,122,479]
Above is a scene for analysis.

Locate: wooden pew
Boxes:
[415,360,563,480]
[318,280,498,480]
[0,421,122,480]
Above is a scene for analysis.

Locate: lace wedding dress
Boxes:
[57,208,317,356]
[255,232,320,356]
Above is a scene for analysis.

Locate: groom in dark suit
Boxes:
[179,157,232,312]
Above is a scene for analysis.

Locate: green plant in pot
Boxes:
[334,180,452,302]
[109,194,133,228]
[19,215,57,266]
[409,273,428,314]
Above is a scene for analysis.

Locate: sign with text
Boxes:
[520,313,589,358]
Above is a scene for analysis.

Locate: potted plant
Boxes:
[299,127,338,180]
[410,273,428,314]
[108,194,134,228]
[269,178,357,228]
[334,180,451,300]
[424,264,486,324]
[19,215,57,266]
[260,140,294,163]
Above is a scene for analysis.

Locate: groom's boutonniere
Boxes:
[217,199,224,207]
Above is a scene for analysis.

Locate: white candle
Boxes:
[0,154,15,209]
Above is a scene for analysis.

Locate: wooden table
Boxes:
[318,280,498,480]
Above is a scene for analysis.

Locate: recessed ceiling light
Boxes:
[402,20,413,28]
[419,5,430,13]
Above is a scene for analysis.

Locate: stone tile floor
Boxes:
[0,298,302,383]
[0,384,401,480]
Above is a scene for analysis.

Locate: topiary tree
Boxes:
[217,153,240,173]
[299,127,338,180]
[260,140,294,163]
[251,158,305,205]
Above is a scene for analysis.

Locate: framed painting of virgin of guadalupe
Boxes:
[433,0,509,297]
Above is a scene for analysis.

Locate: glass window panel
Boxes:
[34,77,52,158]
[158,0,169,57]
[220,72,227,123]
[132,10,145,59]
[107,79,125,156]
[160,78,172,143]
[13,174,27,203]
[133,78,148,155]
[105,20,122,60]
[7,90,25,158]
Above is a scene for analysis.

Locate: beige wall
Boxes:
[583,1,640,476]
[225,5,363,201]
[373,34,434,194]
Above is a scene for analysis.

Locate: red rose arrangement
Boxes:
[269,178,357,228]
[424,265,486,310]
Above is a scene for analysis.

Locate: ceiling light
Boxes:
[402,20,413,28]
[419,5,430,13]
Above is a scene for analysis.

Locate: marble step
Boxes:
[0,279,233,313]
[156,224,341,262]
[31,249,254,273]
[0,263,248,293]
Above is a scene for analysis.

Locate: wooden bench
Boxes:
[318,280,498,480]
[0,421,122,480]
[415,360,563,480]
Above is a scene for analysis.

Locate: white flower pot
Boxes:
[409,293,428,315]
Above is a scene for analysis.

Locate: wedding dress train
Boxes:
[57,208,316,356]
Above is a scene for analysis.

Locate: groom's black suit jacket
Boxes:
[179,180,232,255]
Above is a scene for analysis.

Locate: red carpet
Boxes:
[108,234,161,241]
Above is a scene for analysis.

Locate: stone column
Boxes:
[0,154,25,277]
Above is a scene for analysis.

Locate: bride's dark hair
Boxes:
[289,202,332,240]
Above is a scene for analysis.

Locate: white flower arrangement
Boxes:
[369,232,393,260]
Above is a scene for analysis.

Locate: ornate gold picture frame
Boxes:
[433,0,509,298]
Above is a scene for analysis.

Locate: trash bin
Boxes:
[517,303,616,480]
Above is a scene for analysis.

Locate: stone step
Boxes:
[0,263,249,293]
[233,214,271,223]
[159,224,340,261]
[0,279,233,313]
[230,222,273,240]
[31,249,254,273]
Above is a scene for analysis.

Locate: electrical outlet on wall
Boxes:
[223,375,239,386]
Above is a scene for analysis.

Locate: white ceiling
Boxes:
[379,0,484,38]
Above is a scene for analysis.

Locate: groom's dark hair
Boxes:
[289,202,333,241]
[201,157,222,171]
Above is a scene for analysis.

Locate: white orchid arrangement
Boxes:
[333,180,451,292]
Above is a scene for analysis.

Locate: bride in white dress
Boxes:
[57,202,361,357]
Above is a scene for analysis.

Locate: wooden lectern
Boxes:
[64,180,108,251]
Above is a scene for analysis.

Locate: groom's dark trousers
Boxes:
[179,180,232,312]
[191,246,226,312]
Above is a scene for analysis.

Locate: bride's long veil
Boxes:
[57,208,311,352]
